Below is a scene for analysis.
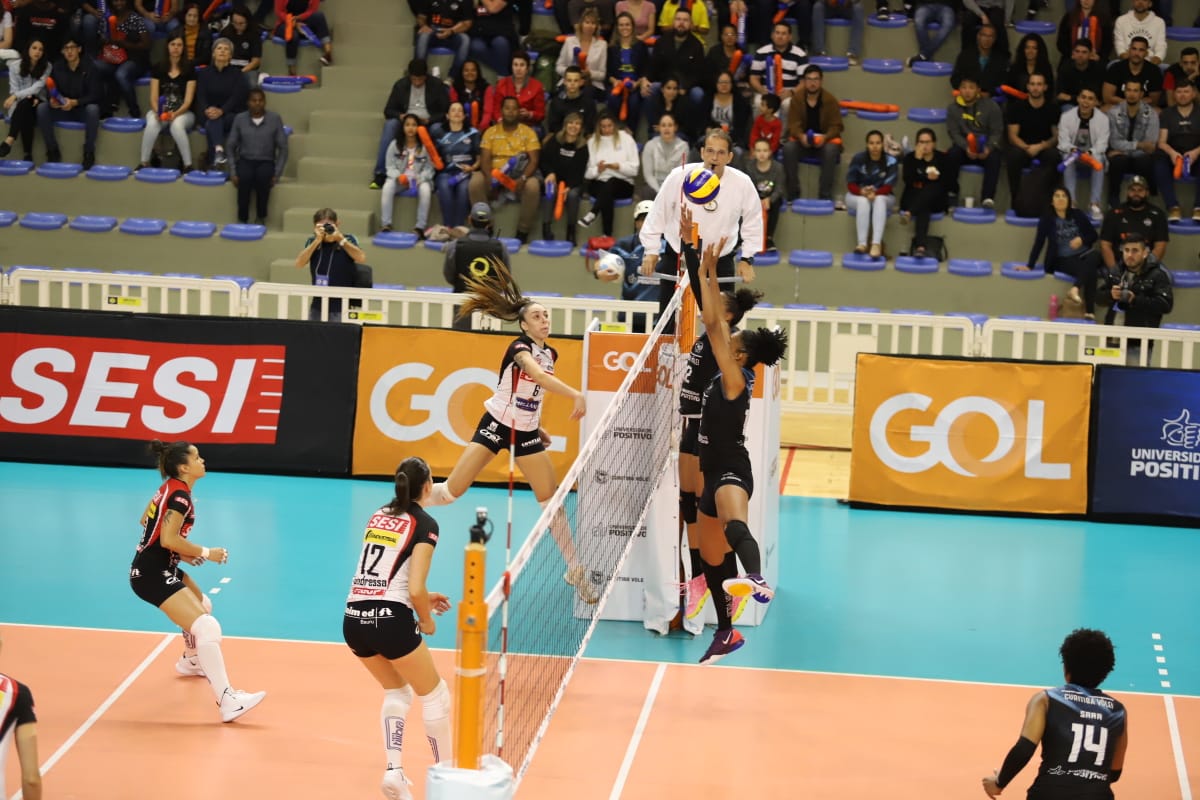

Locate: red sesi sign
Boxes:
[0,334,287,443]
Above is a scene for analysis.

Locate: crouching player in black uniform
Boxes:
[130,440,266,722]
[343,457,454,800]
[683,205,788,665]
[982,628,1128,799]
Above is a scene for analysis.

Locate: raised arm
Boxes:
[513,350,586,419]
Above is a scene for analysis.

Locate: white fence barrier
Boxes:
[4,268,244,317]
[982,318,1200,371]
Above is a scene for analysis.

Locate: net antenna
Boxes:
[480,278,690,788]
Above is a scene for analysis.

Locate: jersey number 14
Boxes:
[1068,723,1108,766]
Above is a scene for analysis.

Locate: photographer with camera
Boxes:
[294,208,367,322]
[1102,232,1174,333]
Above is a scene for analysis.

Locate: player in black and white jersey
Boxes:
[343,457,453,800]
[0,632,41,800]
[425,258,598,604]
[684,208,787,665]
[129,440,266,723]
[982,629,1128,800]
[677,270,762,625]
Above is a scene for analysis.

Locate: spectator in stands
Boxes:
[639,111,687,200]
[372,58,450,189]
[743,137,785,252]
[1056,38,1105,108]
[431,101,480,230]
[1103,37,1162,110]
[36,35,99,166]
[748,21,808,116]
[945,74,1003,209]
[1,4,15,53]
[136,33,196,172]
[93,0,149,118]
[606,12,648,132]
[469,95,541,243]
[615,0,656,41]
[468,0,516,78]
[556,8,605,93]
[707,23,750,95]
[580,111,638,237]
[1026,186,1101,318]
[540,110,589,243]
[1099,175,1168,272]
[135,0,179,35]
[951,24,1008,97]
[642,76,695,141]
[1114,0,1165,65]
[812,0,863,66]
[227,87,287,224]
[176,5,212,68]
[1005,72,1059,200]
[14,0,67,55]
[1055,0,1111,64]
[845,130,897,259]
[961,0,1008,59]
[0,38,47,162]
[379,113,437,237]
[749,92,782,155]
[1106,79,1158,209]
[295,208,367,322]
[1004,33,1053,97]
[696,70,750,157]
[415,1,472,80]
[1163,48,1199,108]
[272,0,333,74]
[450,59,489,128]
[569,0,616,37]
[900,128,949,259]
[1154,80,1200,222]
[481,52,544,129]
[647,9,706,107]
[1104,232,1173,332]
[656,0,708,41]
[220,6,262,87]
[782,64,842,205]
[1058,85,1107,220]
[545,65,597,137]
[443,202,509,330]
[196,38,246,171]
[905,0,956,68]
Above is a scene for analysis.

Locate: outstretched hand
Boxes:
[679,203,694,248]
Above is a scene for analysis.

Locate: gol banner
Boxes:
[353,328,582,479]
[849,354,1092,514]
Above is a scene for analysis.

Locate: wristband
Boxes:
[200,546,210,559]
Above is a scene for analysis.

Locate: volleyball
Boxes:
[682,167,720,205]
[595,252,624,282]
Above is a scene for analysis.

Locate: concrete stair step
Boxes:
[297,156,377,184]
[337,43,414,68]
[319,65,404,94]
[309,109,383,137]
[332,21,414,49]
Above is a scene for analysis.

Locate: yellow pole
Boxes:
[454,541,487,769]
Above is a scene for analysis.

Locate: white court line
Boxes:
[1164,695,1193,800]
[8,632,174,800]
[609,662,666,800]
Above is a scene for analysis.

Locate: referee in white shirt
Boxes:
[639,128,761,324]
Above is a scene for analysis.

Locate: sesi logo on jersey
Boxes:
[0,334,286,443]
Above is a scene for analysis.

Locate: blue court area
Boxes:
[1,461,1197,698]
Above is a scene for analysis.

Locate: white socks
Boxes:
[420,680,452,764]
[425,482,458,507]
[190,614,231,703]
[381,686,413,770]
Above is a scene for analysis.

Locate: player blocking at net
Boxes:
[683,206,788,665]
[424,258,598,604]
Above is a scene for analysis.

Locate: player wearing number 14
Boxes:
[981,629,1127,799]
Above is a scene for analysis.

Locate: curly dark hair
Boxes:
[723,287,763,327]
[1060,628,1116,690]
[740,327,788,369]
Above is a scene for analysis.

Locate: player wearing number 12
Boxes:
[981,628,1128,799]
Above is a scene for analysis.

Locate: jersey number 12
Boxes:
[360,543,385,576]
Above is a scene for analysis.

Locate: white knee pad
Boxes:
[190,613,222,646]
[427,482,459,507]
[201,593,213,614]
[420,679,451,721]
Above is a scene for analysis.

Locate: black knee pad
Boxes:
[724,519,752,550]
[679,491,697,525]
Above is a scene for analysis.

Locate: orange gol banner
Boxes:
[352,327,582,479]
[849,354,1092,514]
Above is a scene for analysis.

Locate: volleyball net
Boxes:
[471,280,693,786]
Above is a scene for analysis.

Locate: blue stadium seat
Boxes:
[810,56,850,72]
[87,165,131,181]
[0,210,16,227]
[417,285,453,292]
[755,250,781,266]
[375,284,407,290]
[220,223,267,241]
[70,215,118,233]
[53,120,86,131]
[1001,261,1044,279]
[136,76,152,86]
[499,237,522,253]
[842,252,885,271]
[1171,270,1200,288]
[947,312,989,327]
[20,212,68,230]
[373,231,420,249]
[528,240,575,257]
[101,117,146,133]
[262,82,303,94]
[892,308,934,315]
[1167,27,1200,42]
[947,258,992,277]
[1014,20,1056,35]
[867,15,906,28]
[838,305,881,312]
[789,250,834,268]
[212,275,256,289]
[614,197,633,207]
[862,58,903,73]
[894,256,939,273]
[1051,316,1095,323]
[910,61,953,77]
[165,272,205,278]
[954,206,996,223]
[120,217,167,235]
[1163,322,1200,330]
[791,198,835,215]
[170,221,217,238]
[135,167,180,183]
[429,46,455,56]
[423,240,447,252]
[1005,209,1039,227]
[114,269,153,275]
[575,293,612,299]
[858,109,899,121]
[532,3,553,14]
[1167,220,1200,235]
[183,170,228,186]
[1051,271,1076,283]
[526,291,562,297]
[0,160,33,176]
[1000,314,1041,321]
[37,163,83,179]
[785,303,827,310]
[960,164,985,174]
[907,108,946,123]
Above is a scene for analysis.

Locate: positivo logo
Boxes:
[1162,409,1200,449]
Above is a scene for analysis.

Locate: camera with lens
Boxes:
[323,222,336,235]
[470,507,492,544]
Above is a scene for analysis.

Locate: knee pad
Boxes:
[201,593,213,614]
[420,679,451,722]
[679,492,698,525]
[724,519,752,551]
[190,613,221,646]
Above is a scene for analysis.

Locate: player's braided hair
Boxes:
[723,288,763,327]
[456,256,535,325]
[741,327,788,370]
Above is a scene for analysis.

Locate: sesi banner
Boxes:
[0,307,360,474]
[352,327,582,479]
[849,354,1092,515]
